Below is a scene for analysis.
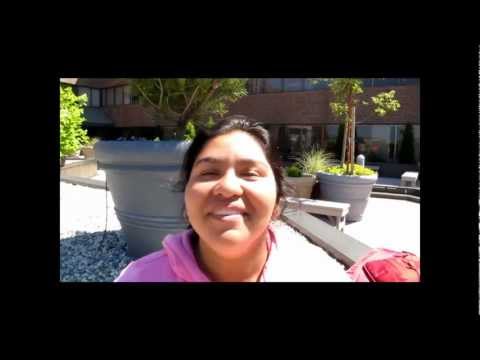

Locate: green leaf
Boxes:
[60,86,90,158]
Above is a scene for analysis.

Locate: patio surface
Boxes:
[89,170,420,256]
[343,197,420,256]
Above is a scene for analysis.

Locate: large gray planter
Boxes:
[316,171,378,222]
[95,140,191,259]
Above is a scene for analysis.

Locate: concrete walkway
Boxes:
[343,197,420,256]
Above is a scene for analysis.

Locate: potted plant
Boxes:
[285,147,334,198]
[311,78,401,221]
[285,164,312,198]
[94,79,247,258]
[80,137,99,159]
[60,85,90,167]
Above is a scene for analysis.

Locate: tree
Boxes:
[398,123,415,164]
[130,78,248,139]
[60,85,90,158]
[310,78,401,175]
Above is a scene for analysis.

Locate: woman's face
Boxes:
[185,130,278,259]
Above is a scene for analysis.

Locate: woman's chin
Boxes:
[200,228,249,252]
[214,228,248,243]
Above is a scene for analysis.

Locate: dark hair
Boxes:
[178,115,290,227]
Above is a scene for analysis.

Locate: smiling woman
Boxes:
[114,116,352,282]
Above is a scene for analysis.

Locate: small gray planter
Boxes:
[95,140,191,259]
[316,171,378,222]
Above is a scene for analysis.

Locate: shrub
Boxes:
[286,164,302,177]
[324,164,376,176]
[60,86,89,158]
[296,146,334,175]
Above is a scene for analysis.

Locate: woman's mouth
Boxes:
[210,209,247,222]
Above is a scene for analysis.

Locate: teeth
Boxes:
[214,210,244,216]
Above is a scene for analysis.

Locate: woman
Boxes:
[115,116,352,282]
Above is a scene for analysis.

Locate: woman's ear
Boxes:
[271,204,281,221]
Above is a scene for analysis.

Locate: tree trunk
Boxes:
[350,105,356,174]
[346,94,354,175]
[347,122,352,174]
[344,124,348,170]
[340,119,348,167]
[174,125,186,140]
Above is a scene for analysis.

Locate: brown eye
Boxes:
[242,171,260,179]
[200,171,219,176]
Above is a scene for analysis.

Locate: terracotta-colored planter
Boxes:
[285,175,315,198]
[81,147,95,159]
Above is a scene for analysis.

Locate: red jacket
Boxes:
[347,248,420,282]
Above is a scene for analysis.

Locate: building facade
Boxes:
[60,78,420,176]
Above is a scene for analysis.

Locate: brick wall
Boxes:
[225,85,419,125]
[80,80,420,128]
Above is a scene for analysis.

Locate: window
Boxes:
[356,125,395,163]
[396,124,420,163]
[305,78,330,90]
[361,78,374,87]
[413,125,420,163]
[91,89,100,107]
[123,86,131,104]
[247,79,255,94]
[286,126,312,157]
[77,87,91,106]
[325,125,341,155]
[372,78,400,87]
[400,78,419,85]
[115,87,123,105]
[131,94,140,104]
[107,88,114,106]
[102,89,107,107]
[264,78,282,93]
[283,78,304,92]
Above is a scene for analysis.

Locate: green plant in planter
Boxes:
[296,147,335,175]
[325,164,376,176]
[286,164,302,177]
[60,85,90,159]
[87,137,99,146]
[82,137,99,149]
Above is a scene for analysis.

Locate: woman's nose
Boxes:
[213,170,243,198]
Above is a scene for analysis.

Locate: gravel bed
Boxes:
[60,182,133,282]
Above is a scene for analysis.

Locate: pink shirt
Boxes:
[115,225,352,282]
